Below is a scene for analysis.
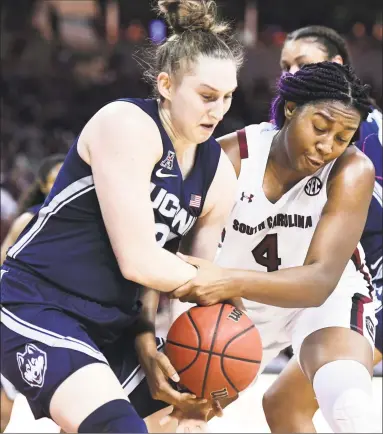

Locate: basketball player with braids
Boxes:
[256,26,382,433]
[0,1,242,432]
[171,62,381,433]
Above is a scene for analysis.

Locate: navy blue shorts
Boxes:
[375,305,382,354]
[0,267,167,420]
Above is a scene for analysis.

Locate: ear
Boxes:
[330,54,343,65]
[26,344,35,354]
[17,354,24,366]
[284,101,297,120]
[157,72,172,101]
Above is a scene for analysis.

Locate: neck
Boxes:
[158,101,197,156]
[268,129,305,187]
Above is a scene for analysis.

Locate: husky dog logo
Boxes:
[17,344,47,388]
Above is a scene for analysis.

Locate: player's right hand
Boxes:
[136,336,223,418]
[140,349,207,410]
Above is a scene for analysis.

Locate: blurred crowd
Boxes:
[1,0,382,242]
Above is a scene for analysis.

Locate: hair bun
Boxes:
[158,0,228,35]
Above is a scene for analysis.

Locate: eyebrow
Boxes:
[281,54,307,66]
[199,83,238,93]
[314,112,358,130]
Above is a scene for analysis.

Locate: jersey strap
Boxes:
[237,128,248,160]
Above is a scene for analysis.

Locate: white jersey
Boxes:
[216,123,374,358]
[173,123,376,373]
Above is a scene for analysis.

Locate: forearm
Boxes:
[126,246,197,292]
[134,288,161,355]
[229,264,335,308]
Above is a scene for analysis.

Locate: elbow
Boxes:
[119,245,161,286]
[121,265,142,284]
[309,282,335,308]
[121,262,150,285]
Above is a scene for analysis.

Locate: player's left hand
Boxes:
[160,400,223,433]
[170,253,235,305]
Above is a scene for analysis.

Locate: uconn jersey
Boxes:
[2,99,221,323]
[356,108,383,352]
[356,110,382,308]
[217,123,373,314]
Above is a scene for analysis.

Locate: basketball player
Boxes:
[0,1,242,432]
[0,154,65,432]
[171,62,381,432]
[257,26,382,433]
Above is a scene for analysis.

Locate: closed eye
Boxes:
[336,136,349,143]
[201,94,215,102]
[314,125,326,133]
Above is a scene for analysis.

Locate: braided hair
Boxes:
[17,154,66,215]
[285,25,351,65]
[271,62,372,137]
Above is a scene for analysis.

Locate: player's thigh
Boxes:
[263,357,318,418]
[49,362,129,433]
[1,304,110,423]
[293,292,375,381]
[0,388,14,433]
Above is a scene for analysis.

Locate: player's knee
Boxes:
[262,389,282,427]
[262,388,311,429]
[78,399,148,433]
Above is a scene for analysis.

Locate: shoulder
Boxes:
[9,212,35,234]
[79,100,163,164]
[88,100,160,133]
[201,150,237,217]
[328,146,375,191]
[239,122,276,159]
[217,122,275,177]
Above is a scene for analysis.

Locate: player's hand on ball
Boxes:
[171,253,234,305]
[144,350,207,408]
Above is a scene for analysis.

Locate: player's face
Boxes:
[284,100,361,175]
[169,55,238,143]
[40,163,63,195]
[280,39,342,74]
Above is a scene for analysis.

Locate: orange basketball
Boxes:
[165,303,262,400]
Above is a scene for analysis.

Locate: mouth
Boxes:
[305,155,323,169]
[200,123,215,132]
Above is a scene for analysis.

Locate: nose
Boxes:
[209,100,225,122]
[289,65,300,74]
[316,140,333,156]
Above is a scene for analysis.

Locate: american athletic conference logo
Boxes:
[304,177,322,196]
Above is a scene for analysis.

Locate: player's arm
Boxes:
[80,101,197,292]
[136,150,238,341]
[179,150,237,260]
[1,213,34,264]
[178,151,245,310]
[216,132,241,177]
[172,148,375,308]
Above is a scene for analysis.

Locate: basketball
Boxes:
[165,303,262,400]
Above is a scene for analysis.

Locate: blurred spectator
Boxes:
[1,0,381,225]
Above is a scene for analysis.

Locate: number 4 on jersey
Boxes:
[252,234,281,272]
